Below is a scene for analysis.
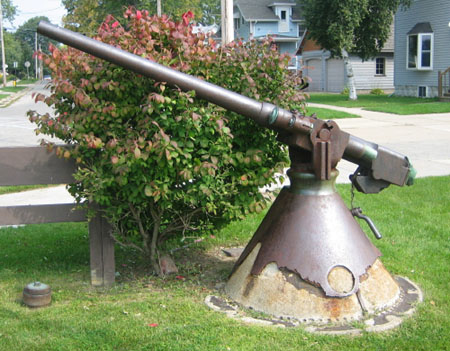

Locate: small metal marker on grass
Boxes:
[23,281,52,308]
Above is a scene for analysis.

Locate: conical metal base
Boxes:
[225,244,400,322]
[225,170,402,322]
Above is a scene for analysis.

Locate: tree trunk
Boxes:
[150,218,162,276]
[342,48,357,100]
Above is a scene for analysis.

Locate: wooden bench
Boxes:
[0,146,115,286]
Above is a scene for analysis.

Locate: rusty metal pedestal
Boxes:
[222,168,419,327]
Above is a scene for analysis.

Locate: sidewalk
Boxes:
[1,96,449,207]
[0,82,35,108]
[309,102,450,183]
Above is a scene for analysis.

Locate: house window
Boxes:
[375,57,385,75]
[418,86,427,98]
[298,23,306,38]
[406,23,433,70]
[234,18,240,30]
[278,7,289,32]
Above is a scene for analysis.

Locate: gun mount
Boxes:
[37,21,421,324]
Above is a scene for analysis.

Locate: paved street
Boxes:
[0,85,449,206]
[0,81,62,147]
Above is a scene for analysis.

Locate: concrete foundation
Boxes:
[395,85,438,98]
[225,243,401,323]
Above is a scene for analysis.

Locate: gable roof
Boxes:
[297,22,395,55]
[235,0,303,22]
[407,22,433,34]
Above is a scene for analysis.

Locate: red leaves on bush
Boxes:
[30,6,305,270]
[181,11,194,26]
[148,93,165,104]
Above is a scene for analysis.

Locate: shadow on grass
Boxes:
[0,220,239,291]
[0,222,90,276]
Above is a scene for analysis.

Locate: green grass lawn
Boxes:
[306,106,360,119]
[18,79,38,85]
[308,93,450,115]
[0,86,27,94]
[0,93,8,100]
[0,185,51,196]
[0,176,448,350]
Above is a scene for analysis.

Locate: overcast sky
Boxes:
[6,0,67,30]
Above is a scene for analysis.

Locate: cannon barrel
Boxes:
[37,21,306,134]
[37,21,415,190]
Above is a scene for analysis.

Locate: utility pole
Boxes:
[0,0,7,87]
[221,0,234,45]
[38,44,43,80]
[157,0,161,16]
[35,32,38,79]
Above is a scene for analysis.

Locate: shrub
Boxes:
[340,87,349,95]
[370,88,385,95]
[7,74,17,81]
[29,9,306,274]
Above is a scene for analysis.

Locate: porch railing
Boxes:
[438,68,450,101]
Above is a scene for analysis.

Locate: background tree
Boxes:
[0,31,22,76]
[0,0,17,84]
[1,0,16,24]
[14,16,55,78]
[62,0,220,33]
[302,0,411,100]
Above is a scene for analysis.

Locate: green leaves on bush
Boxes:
[29,8,306,274]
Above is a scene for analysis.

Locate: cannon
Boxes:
[37,21,420,324]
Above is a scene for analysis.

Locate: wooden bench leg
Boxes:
[89,211,115,287]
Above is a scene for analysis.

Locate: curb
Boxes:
[0,85,35,108]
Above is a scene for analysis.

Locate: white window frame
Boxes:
[418,86,428,98]
[297,22,306,38]
[277,7,289,33]
[375,57,385,76]
[234,18,240,30]
[406,33,434,70]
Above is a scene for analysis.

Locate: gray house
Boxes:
[233,0,305,70]
[298,25,395,93]
[394,0,450,98]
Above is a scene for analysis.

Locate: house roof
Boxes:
[407,22,433,35]
[297,22,395,55]
[380,22,395,52]
[235,0,303,22]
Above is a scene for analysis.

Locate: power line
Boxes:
[20,6,64,15]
